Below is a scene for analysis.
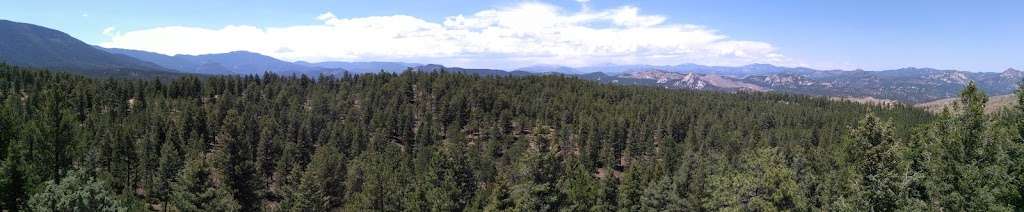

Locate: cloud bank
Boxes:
[101,2,787,68]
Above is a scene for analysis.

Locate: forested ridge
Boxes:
[0,63,1020,211]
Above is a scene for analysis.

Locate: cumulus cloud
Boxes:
[100,2,786,68]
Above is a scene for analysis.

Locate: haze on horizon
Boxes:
[2,0,1021,72]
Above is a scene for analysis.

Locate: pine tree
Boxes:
[958,81,988,156]
[1013,80,1024,211]
[850,114,914,211]
[292,142,345,211]
[704,148,806,211]
[168,158,241,212]
[616,164,645,211]
[508,133,558,211]
[211,110,263,211]
[0,152,27,211]
[155,140,182,201]
[1017,80,1024,141]
[639,175,688,211]
[556,158,606,211]
[277,165,304,211]
[915,82,1016,210]
[483,179,513,211]
[440,125,476,210]
[27,169,127,212]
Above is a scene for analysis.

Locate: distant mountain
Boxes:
[0,20,182,78]
[175,51,324,75]
[102,48,199,72]
[573,64,652,74]
[579,70,766,92]
[572,65,1022,103]
[751,67,1022,103]
[515,64,579,74]
[296,61,421,73]
[411,64,534,77]
[103,48,333,75]
[566,63,825,78]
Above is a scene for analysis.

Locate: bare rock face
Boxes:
[617,70,766,92]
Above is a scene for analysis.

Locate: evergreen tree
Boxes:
[155,139,183,201]
[0,152,27,211]
[1017,80,1024,141]
[508,134,559,211]
[168,158,241,212]
[211,110,263,211]
[292,142,345,211]
[639,175,688,211]
[704,148,807,211]
[27,169,127,212]
[557,159,607,211]
[1013,80,1024,210]
[914,82,1015,211]
[850,114,916,211]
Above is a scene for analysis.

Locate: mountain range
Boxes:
[0,20,184,78]
[101,48,328,75]
[0,19,1020,104]
[577,67,1023,103]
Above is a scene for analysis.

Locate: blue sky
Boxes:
[1,0,1021,72]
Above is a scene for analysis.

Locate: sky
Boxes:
[1,0,1021,72]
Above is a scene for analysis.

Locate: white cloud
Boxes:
[100,2,787,68]
[316,12,337,21]
[102,27,117,36]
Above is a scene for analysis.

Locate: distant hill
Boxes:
[515,64,580,74]
[102,48,201,72]
[915,94,1019,114]
[0,20,183,78]
[411,64,534,77]
[296,61,421,73]
[102,48,335,75]
[174,51,326,75]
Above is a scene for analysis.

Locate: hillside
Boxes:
[102,48,332,75]
[915,93,1019,113]
[295,61,422,73]
[0,20,183,78]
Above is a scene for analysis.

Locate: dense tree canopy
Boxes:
[0,63,1019,211]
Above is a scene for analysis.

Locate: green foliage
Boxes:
[704,147,807,211]
[850,114,919,210]
[168,157,241,212]
[557,159,609,211]
[288,142,345,211]
[909,81,1017,211]
[1015,80,1024,142]
[27,169,127,212]
[2,64,1021,211]
[0,151,27,210]
[639,174,689,211]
